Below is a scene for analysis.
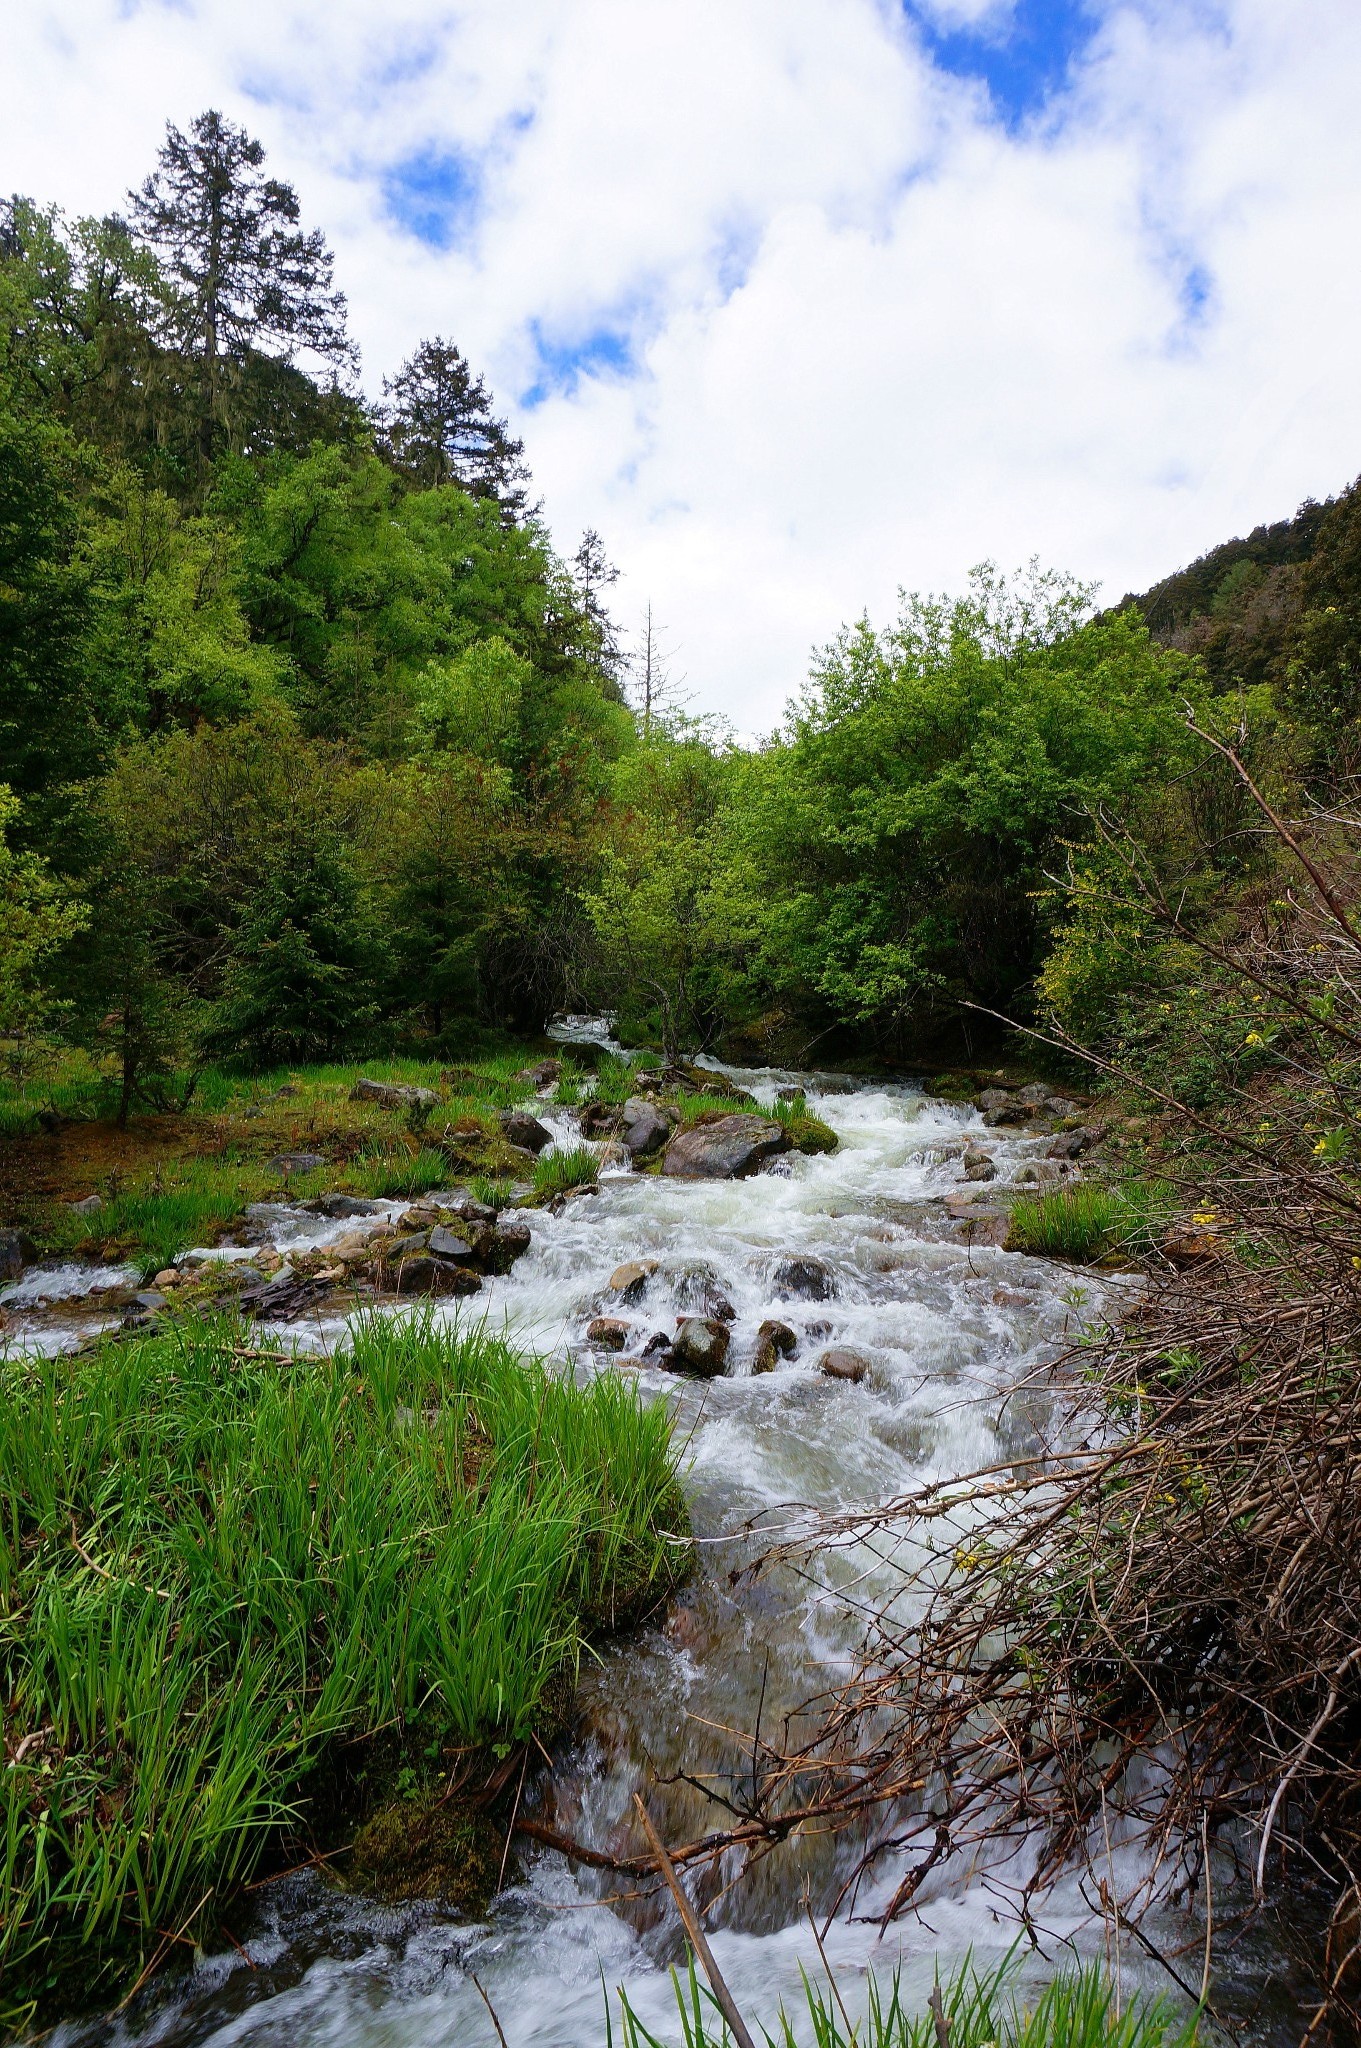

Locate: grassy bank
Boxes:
[612,1953,1198,2048]
[0,1312,688,2028]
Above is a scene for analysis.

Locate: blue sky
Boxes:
[6,0,1361,729]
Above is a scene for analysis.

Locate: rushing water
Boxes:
[35,1050,1307,2048]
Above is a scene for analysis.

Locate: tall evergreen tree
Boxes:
[129,111,354,461]
[378,337,530,514]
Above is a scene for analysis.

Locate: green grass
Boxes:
[676,1090,759,1123]
[351,1144,452,1200]
[593,1053,641,1105]
[45,1159,304,1279]
[470,1176,516,1211]
[1006,1181,1173,1263]
[533,1145,601,1198]
[612,1951,1198,2048]
[0,1312,686,2026]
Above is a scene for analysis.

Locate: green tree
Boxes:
[378,337,530,516]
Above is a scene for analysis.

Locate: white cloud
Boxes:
[5,0,1361,729]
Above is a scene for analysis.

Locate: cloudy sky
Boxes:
[7,0,1361,727]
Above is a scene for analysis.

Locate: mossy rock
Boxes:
[346,1794,503,1911]
[784,1114,838,1156]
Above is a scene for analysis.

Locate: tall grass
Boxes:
[1006,1181,1172,1263]
[351,1144,452,1199]
[47,1159,289,1277]
[533,1145,601,1197]
[0,1313,686,2024]
[611,1953,1198,2048]
[594,1053,640,1105]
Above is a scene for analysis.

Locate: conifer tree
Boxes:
[378,337,530,514]
[129,111,353,459]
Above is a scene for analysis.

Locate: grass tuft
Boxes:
[1006,1181,1172,1263]
[533,1145,601,1198]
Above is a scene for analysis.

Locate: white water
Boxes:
[44,1061,1197,2048]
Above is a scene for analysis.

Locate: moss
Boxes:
[784,1113,839,1155]
[346,1794,503,1910]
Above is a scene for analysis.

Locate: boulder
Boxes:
[393,1257,482,1298]
[771,1254,835,1300]
[268,1152,326,1177]
[586,1316,631,1350]
[661,1115,790,1180]
[427,1226,478,1263]
[671,1262,736,1320]
[982,1105,1029,1129]
[579,1100,624,1138]
[68,1193,104,1216]
[514,1059,561,1089]
[977,1089,1012,1111]
[1047,1126,1103,1161]
[818,1347,870,1384]
[302,1193,381,1219]
[670,1318,731,1376]
[476,1219,532,1275]
[0,1228,36,1281]
[499,1109,553,1154]
[621,1098,671,1157]
[609,1258,659,1303]
[962,1147,996,1182]
[753,1318,798,1372]
[1015,1083,1053,1108]
[350,1079,438,1111]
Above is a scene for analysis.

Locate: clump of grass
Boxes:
[676,1090,759,1124]
[613,1952,1197,2048]
[593,1053,639,1105]
[50,1161,267,1278]
[352,1145,451,1200]
[1006,1180,1172,1263]
[533,1145,600,1199]
[771,1094,839,1155]
[470,1176,515,1211]
[0,1312,686,2025]
[553,1069,585,1107]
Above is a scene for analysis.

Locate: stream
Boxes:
[25,1044,1308,2047]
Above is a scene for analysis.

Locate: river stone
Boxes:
[621,1098,670,1157]
[670,1318,731,1376]
[491,1218,533,1268]
[976,1089,1012,1111]
[587,1316,631,1350]
[434,1194,495,1225]
[1047,1128,1095,1160]
[514,1059,561,1089]
[499,1109,553,1154]
[427,1226,477,1263]
[268,1152,326,1177]
[1016,1083,1053,1107]
[818,1347,870,1384]
[609,1258,659,1303]
[0,1228,36,1281]
[661,1115,790,1180]
[597,1141,631,1169]
[303,1193,381,1219]
[385,1231,431,1260]
[69,1193,104,1216]
[753,1318,798,1372]
[982,1104,1029,1128]
[350,1079,437,1110]
[393,1256,482,1298]
[962,1147,996,1182]
[771,1253,834,1300]
[671,1262,736,1320]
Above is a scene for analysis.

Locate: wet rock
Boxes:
[752,1318,798,1372]
[302,1193,381,1219]
[1014,1161,1062,1186]
[962,1147,996,1182]
[580,1100,624,1137]
[487,1219,532,1272]
[597,1141,631,1169]
[393,1256,482,1297]
[982,1104,1030,1128]
[641,1330,674,1358]
[587,1316,631,1350]
[0,1228,36,1281]
[69,1193,104,1216]
[268,1152,326,1177]
[818,1347,870,1384]
[350,1079,438,1111]
[434,1194,495,1225]
[499,1109,553,1154]
[976,1089,1012,1112]
[671,1263,737,1320]
[609,1258,659,1303]
[661,1114,790,1180]
[514,1058,561,1090]
[427,1225,476,1263]
[670,1318,731,1376]
[621,1098,670,1157]
[771,1253,835,1300]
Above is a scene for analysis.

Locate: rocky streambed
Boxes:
[25,1050,1150,2048]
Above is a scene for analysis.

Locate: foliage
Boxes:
[1005,1180,1171,1263]
[378,335,530,514]
[0,1314,685,2022]
[533,1144,601,1197]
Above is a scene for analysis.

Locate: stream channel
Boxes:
[21,1036,1305,2048]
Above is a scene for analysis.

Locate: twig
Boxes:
[632,1794,759,2048]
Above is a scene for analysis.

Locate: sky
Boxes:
[6,0,1361,731]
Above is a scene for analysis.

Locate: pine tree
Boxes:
[129,111,354,461]
[378,337,530,514]
[572,527,624,685]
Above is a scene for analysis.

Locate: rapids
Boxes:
[41,1052,1225,2048]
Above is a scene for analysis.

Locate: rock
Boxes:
[435,1194,495,1225]
[385,1231,432,1260]
[1016,1083,1053,1107]
[771,1254,835,1300]
[268,1152,326,1177]
[514,1059,561,1089]
[427,1225,477,1263]
[597,1141,631,1169]
[818,1347,870,1384]
[393,1257,483,1297]
[0,1228,36,1281]
[499,1109,553,1154]
[486,1219,532,1272]
[1047,1098,1079,1119]
[977,1089,1012,1111]
[609,1258,659,1303]
[962,1147,996,1181]
[579,1100,623,1137]
[621,1098,671,1157]
[69,1194,104,1216]
[1047,1126,1104,1160]
[982,1104,1030,1128]
[350,1079,438,1111]
[302,1193,381,1219]
[671,1263,736,1320]
[661,1115,790,1180]
[775,1086,804,1105]
[1014,1161,1061,1185]
[133,1290,168,1313]
[152,1267,181,1288]
[670,1318,731,1376]
[753,1318,798,1372]
[641,1330,673,1358]
[587,1316,631,1350]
